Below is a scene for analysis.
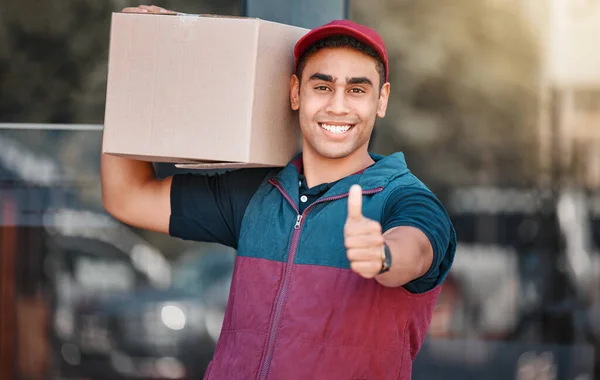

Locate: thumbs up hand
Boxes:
[344,185,386,279]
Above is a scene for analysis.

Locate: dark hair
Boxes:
[295,35,386,90]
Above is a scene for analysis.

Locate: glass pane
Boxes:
[1,2,239,378]
[0,128,236,379]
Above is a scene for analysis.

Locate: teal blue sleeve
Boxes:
[381,186,457,293]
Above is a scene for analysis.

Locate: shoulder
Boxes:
[381,175,454,239]
[170,167,276,219]
[384,174,442,208]
[172,167,276,191]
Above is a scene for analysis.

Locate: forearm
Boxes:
[100,149,172,233]
[100,147,157,213]
[375,227,433,288]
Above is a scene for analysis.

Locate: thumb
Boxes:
[347,185,363,220]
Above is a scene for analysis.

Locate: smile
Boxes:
[319,123,353,134]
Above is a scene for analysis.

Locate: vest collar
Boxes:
[271,152,410,201]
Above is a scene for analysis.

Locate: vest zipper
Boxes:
[257,179,383,380]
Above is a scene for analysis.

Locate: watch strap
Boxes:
[379,243,392,274]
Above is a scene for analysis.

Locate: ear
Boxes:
[376,82,391,118]
[290,74,300,111]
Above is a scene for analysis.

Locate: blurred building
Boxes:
[537,0,600,189]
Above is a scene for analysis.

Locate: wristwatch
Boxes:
[379,243,392,274]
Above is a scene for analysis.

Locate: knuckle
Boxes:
[355,224,367,234]
[346,224,359,235]
[368,249,380,261]
[346,248,356,259]
[370,221,382,233]
[362,266,376,279]
[344,239,353,249]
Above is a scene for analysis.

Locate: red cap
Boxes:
[293,20,389,82]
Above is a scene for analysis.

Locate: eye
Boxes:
[349,88,365,94]
[314,85,331,92]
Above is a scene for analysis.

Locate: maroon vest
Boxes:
[205,257,441,380]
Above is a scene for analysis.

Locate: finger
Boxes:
[350,261,381,279]
[148,5,175,14]
[347,185,363,221]
[346,247,382,262]
[344,219,382,237]
[122,6,148,13]
[344,234,384,249]
[138,5,156,12]
[138,5,166,14]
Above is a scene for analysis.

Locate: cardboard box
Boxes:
[103,13,308,169]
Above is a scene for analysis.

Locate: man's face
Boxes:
[290,47,390,160]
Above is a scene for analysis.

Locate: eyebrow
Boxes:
[347,77,373,86]
[308,73,373,87]
[309,73,335,82]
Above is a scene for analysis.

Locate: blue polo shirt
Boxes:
[169,167,454,293]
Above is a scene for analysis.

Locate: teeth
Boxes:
[320,124,351,134]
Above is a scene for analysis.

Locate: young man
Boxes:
[102,5,456,379]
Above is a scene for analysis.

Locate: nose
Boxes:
[325,89,349,115]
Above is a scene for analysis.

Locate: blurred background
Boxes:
[0,0,599,379]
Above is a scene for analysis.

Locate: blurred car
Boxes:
[64,249,234,380]
[413,186,599,379]
[41,208,172,379]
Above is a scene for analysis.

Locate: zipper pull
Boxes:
[294,214,303,229]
